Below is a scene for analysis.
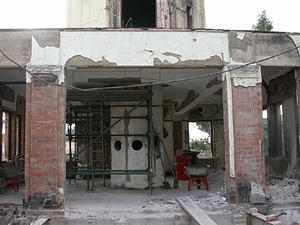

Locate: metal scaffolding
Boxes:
[66,87,154,192]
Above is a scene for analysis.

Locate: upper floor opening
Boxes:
[122,0,156,28]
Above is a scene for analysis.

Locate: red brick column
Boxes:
[25,66,65,209]
[223,66,265,202]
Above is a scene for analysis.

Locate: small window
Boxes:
[132,140,143,151]
[187,5,193,29]
[2,112,10,161]
[114,140,122,151]
[122,0,156,28]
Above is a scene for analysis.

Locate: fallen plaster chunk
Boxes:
[30,216,50,225]
[250,182,266,204]
[247,208,284,225]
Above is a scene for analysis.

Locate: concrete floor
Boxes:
[1,170,300,224]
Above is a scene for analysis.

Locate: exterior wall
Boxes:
[61,31,229,67]
[66,0,205,29]
[67,0,109,28]
[25,70,65,209]
[0,29,299,209]
[223,66,265,201]
[157,0,171,28]
[192,0,206,28]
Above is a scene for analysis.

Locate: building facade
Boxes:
[0,0,299,209]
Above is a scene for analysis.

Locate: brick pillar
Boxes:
[223,65,265,202]
[25,66,65,209]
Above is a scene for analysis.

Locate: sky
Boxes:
[0,0,299,32]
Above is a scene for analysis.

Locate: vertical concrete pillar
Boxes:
[157,0,171,28]
[25,66,65,209]
[0,88,2,161]
[223,65,265,201]
[267,104,283,157]
[295,69,300,162]
[282,97,298,176]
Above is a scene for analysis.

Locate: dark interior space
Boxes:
[122,0,156,28]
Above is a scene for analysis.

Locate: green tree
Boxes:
[190,138,210,152]
[252,10,273,31]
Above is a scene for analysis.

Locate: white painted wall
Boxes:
[111,86,164,188]
[60,31,230,67]
[67,0,109,28]
[110,101,148,188]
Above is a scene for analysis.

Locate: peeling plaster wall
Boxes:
[289,34,300,56]
[229,32,300,67]
[61,31,229,68]
[67,0,109,28]
[0,32,32,68]
[28,33,62,83]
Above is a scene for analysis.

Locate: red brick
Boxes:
[223,82,265,201]
[25,81,66,209]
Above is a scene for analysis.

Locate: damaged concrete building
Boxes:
[0,0,300,223]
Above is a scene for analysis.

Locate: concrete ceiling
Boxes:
[65,67,224,108]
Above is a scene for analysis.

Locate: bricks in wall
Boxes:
[223,81,265,201]
[25,76,65,209]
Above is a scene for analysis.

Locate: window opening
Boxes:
[15,115,21,156]
[65,123,76,161]
[189,122,212,158]
[132,140,143,151]
[2,112,10,161]
[187,5,193,29]
[114,140,122,151]
[122,0,156,28]
[262,109,268,156]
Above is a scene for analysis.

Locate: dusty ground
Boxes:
[1,170,300,224]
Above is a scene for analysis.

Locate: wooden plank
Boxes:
[177,196,217,225]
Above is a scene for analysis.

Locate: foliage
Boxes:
[252,10,273,31]
[190,138,210,152]
[195,122,210,134]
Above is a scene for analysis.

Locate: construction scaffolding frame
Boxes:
[66,87,154,192]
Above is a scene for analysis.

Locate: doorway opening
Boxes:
[188,121,212,158]
[1,111,10,161]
